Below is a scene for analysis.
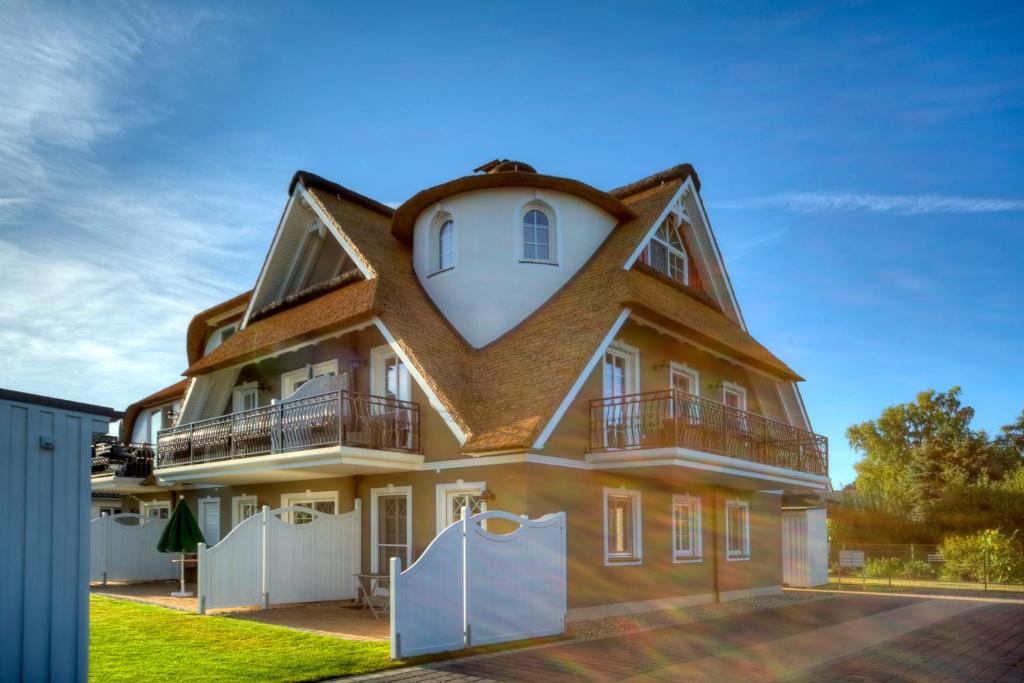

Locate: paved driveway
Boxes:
[346,594,1024,682]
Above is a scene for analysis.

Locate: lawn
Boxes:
[90,595,399,682]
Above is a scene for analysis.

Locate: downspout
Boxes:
[711,489,720,603]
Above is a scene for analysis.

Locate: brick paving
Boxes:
[347,595,954,682]
[784,603,1024,683]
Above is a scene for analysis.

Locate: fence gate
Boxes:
[90,513,177,583]
[390,509,566,659]
[197,503,360,612]
[782,507,828,588]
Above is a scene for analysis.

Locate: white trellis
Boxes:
[390,509,566,659]
[90,513,177,583]
[197,503,360,613]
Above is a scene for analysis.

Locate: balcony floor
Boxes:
[90,474,156,494]
[155,444,423,486]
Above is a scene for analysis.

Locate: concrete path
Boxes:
[346,594,1024,682]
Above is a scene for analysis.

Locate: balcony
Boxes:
[156,389,421,470]
[91,442,155,479]
[589,389,828,477]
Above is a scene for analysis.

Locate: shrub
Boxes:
[939,530,1024,584]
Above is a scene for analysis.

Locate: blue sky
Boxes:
[2,1,1022,486]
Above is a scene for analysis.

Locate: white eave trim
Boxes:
[585,447,831,490]
[531,307,632,449]
[298,184,375,280]
[372,316,468,446]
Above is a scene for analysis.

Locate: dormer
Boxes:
[392,161,636,348]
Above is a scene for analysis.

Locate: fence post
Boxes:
[462,505,470,650]
[983,546,989,592]
[100,512,109,586]
[888,549,892,588]
[261,505,271,609]
[196,542,207,614]
[390,556,402,659]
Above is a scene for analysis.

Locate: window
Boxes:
[726,499,751,561]
[371,345,411,402]
[281,491,338,524]
[722,382,747,411]
[141,501,170,520]
[670,364,700,423]
[438,219,455,271]
[435,481,487,534]
[281,360,339,399]
[220,324,237,344]
[642,217,689,285]
[603,487,642,565]
[522,208,554,263]
[672,495,702,562]
[232,495,259,527]
[232,382,261,413]
[371,486,412,573]
[602,343,640,448]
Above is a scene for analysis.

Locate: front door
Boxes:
[603,345,638,447]
[199,498,221,545]
[372,489,410,573]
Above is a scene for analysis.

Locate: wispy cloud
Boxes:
[714,192,1024,215]
[0,2,271,411]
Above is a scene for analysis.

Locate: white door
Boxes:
[372,488,411,573]
[603,346,638,447]
[199,498,221,545]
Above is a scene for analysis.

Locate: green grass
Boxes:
[90,595,399,682]
[826,575,1024,593]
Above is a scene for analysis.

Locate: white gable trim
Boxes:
[241,184,375,329]
[372,316,468,446]
[622,176,746,331]
[532,307,632,449]
[298,185,375,280]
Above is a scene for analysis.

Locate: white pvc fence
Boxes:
[90,513,177,583]
[197,503,360,613]
[391,509,566,659]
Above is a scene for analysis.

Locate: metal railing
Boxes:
[589,389,828,476]
[156,389,420,469]
[91,443,155,478]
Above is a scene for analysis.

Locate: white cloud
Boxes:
[0,2,272,410]
[713,192,1024,215]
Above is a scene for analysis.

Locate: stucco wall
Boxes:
[412,187,618,347]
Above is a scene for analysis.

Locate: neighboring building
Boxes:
[96,160,830,616]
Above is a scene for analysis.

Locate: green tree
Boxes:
[847,387,1015,521]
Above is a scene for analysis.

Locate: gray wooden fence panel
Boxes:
[0,392,109,683]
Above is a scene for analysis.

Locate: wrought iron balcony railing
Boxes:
[589,389,828,476]
[156,389,420,469]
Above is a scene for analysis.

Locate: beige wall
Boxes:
[176,461,781,610]
[544,319,792,458]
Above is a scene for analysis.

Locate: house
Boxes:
[95,159,829,618]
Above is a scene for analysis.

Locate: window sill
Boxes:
[726,555,751,562]
[519,259,559,266]
[672,557,703,564]
[427,267,454,278]
[604,558,643,566]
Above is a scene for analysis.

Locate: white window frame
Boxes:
[603,340,640,399]
[643,217,689,285]
[232,381,261,413]
[197,496,221,545]
[432,214,456,274]
[280,489,339,524]
[281,359,339,400]
[370,485,413,573]
[370,345,412,402]
[518,202,558,265]
[435,480,488,535]
[231,494,259,527]
[725,499,751,561]
[672,494,703,563]
[722,382,747,411]
[140,501,171,520]
[603,487,642,566]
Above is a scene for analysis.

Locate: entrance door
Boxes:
[372,487,411,573]
[603,344,638,447]
[199,497,221,545]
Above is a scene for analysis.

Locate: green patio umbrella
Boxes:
[157,499,205,597]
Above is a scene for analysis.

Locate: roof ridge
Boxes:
[609,163,701,198]
[290,170,395,217]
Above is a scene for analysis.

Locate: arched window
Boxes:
[643,216,688,284]
[438,219,454,271]
[522,208,553,262]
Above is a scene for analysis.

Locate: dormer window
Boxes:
[438,219,454,271]
[643,216,689,285]
[521,207,556,264]
[430,212,455,274]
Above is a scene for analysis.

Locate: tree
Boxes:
[847,387,1015,521]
